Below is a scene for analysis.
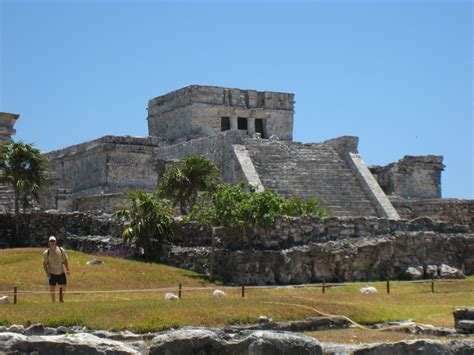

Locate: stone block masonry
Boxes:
[244,137,381,217]
[0,112,19,145]
[392,198,474,231]
[167,216,473,284]
[1,212,472,284]
[46,135,163,202]
[154,130,248,185]
[370,155,444,199]
[147,85,294,141]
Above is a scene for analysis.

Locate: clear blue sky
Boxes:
[1,0,472,198]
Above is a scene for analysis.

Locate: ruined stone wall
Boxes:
[0,112,19,145]
[391,198,474,230]
[0,212,120,248]
[166,216,473,284]
[147,85,294,141]
[370,155,444,199]
[46,136,162,198]
[1,212,472,284]
[154,130,248,184]
[72,193,129,213]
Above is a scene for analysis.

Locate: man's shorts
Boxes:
[49,273,67,286]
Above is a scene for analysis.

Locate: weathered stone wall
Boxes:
[0,112,19,145]
[215,216,469,250]
[391,198,474,230]
[46,136,162,197]
[43,136,167,212]
[0,174,72,213]
[72,193,129,213]
[2,212,472,285]
[0,212,120,248]
[165,216,474,284]
[154,130,248,184]
[370,155,444,199]
[206,232,473,284]
[147,85,294,141]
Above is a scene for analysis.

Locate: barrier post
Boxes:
[241,284,245,298]
[13,286,17,304]
[431,279,435,293]
[322,280,325,294]
[178,283,182,299]
[386,279,390,294]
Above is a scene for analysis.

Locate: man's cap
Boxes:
[48,236,56,242]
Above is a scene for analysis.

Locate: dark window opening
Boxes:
[255,119,265,138]
[238,117,248,130]
[221,117,230,131]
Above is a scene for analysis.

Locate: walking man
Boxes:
[43,236,71,302]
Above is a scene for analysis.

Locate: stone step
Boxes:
[245,139,378,217]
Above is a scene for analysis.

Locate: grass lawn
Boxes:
[0,248,473,343]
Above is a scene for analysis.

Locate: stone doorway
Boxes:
[238,117,248,131]
[255,118,265,138]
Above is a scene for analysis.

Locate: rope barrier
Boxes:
[1,280,470,335]
[0,278,468,297]
[262,298,441,333]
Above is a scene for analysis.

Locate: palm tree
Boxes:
[0,141,48,238]
[158,155,220,214]
[113,189,174,259]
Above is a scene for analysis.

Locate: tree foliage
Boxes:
[0,141,48,239]
[188,183,329,229]
[113,189,175,259]
[157,155,220,214]
[0,141,48,214]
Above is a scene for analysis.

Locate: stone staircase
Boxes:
[244,139,378,217]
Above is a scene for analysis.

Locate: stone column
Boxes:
[230,115,238,130]
[0,112,20,145]
[248,118,255,136]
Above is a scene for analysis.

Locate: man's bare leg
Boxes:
[50,285,56,302]
[59,285,66,302]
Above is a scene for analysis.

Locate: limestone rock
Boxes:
[439,264,465,279]
[258,315,273,324]
[426,264,438,279]
[25,323,45,336]
[86,259,104,265]
[213,289,226,298]
[353,339,451,354]
[405,266,424,280]
[150,328,229,355]
[149,327,323,355]
[45,327,58,335]
[7,324,25,334]
[454,308,474,325]
[458,320,474,333]
[165,292,179,301]
[0,332,140,354]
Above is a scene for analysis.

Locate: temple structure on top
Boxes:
[147,85,294,142]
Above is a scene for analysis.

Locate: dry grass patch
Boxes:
[0,248,472,336]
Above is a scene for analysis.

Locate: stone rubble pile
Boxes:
[405,264,465,280]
